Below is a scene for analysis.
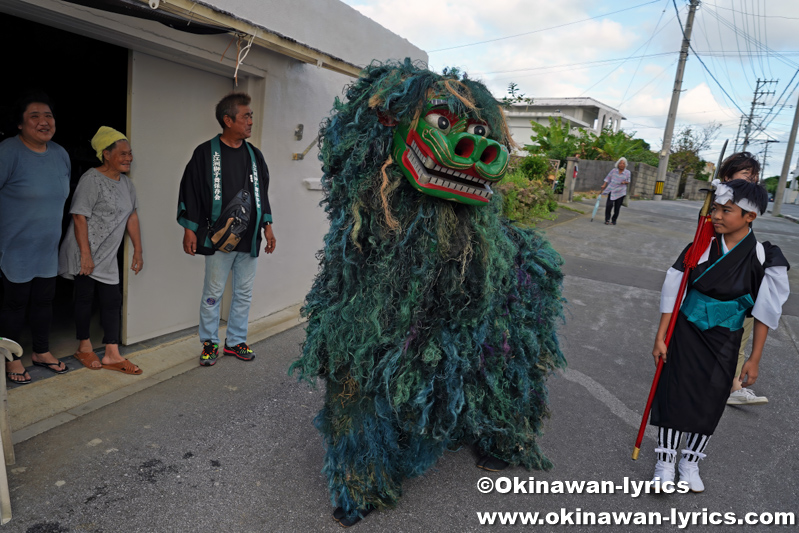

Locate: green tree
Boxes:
[667,122,721,189]
[525,117,582,162]
[762,176,779,194]
[581,128,658,165]
[500,82,534,107]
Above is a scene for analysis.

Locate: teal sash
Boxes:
[682,289,754,331]
[208,135,262,255]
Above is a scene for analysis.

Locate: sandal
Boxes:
[102,359,142,375]
[75,351,102,370]
[32,360,69,374]
[6,371,31,385]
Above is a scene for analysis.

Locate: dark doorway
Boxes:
[0,12,128,360]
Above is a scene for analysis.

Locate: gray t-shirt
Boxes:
[59,168,138,284]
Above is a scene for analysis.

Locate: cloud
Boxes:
[341,0,799,171]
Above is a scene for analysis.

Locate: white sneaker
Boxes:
[727,388,768,405]
[651,460,675,485]
[678,458,705,492]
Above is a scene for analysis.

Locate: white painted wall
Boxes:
[202,0,424,66]
[125,52,234,343]
[237,55,348,331]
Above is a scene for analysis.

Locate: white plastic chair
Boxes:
[0,337,21,524]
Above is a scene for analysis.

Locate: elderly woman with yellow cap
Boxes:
[58,126,143,374]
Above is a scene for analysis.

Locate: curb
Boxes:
[9,304,304,445]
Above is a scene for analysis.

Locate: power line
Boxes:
[618,59,678,108]
[711,1,799,19]
[703,4,799,69]
[753,68,799,132]
[475,51,677,76]
[619,0,671,106]
[730,0,756,84]
[428,0,660,53]
[672,0,749,116]
[759,71,799,133]
[579,4,679,97]
[696,7,747,108]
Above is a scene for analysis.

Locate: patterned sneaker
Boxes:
[199,341,219,366]
[727,388,768,405]
[224,342,255,361]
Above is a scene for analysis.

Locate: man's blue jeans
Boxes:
[199,251,257,346]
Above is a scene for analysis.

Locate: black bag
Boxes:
[208,189,251,253]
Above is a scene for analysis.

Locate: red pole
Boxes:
[632,211,712,460]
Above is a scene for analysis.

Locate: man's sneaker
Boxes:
[224,342,255,361]
[727,388,768,405]
[200,341,219,366]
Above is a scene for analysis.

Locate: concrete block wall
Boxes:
[572,159,681,199]
[683,175,711,200]
[629,162,681,200]
[573,160,614,191]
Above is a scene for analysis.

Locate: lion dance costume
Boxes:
[290,60,566,524]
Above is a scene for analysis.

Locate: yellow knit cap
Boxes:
[91,126,128,162]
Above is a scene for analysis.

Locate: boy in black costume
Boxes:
[650,179,790,492]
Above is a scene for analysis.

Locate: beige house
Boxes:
[505,97,625,152]
[0,0,425,346]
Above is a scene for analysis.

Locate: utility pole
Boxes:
[773,91,799,216]
[654,0,700,201]
[733,115,745,152]
[742,79,777,152]
[761,139,778,181]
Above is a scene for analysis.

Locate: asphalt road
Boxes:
[6,199,798,532]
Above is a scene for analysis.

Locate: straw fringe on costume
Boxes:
[290,59,566,518]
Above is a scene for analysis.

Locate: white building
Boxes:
[0,0,426,346]
[504,97,625,152]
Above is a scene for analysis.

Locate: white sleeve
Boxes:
[660,267,684,313]
[751,266,790,330]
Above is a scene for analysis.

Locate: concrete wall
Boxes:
[683,175,710,201]
[629,162,681,200]
[573,160,615,191]
[572,160,681,200]
[202,0,424,67]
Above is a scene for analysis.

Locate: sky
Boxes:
[340,0,799,180]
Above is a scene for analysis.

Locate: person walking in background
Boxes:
[0,93,71,384]
[177,92,275,367]
[59,126,143,375]
[599,157,631,225]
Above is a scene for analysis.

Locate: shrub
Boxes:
[517,154,550,179]
[496,169,558,226]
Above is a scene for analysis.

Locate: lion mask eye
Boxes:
[424,113,451,134]
[467,123,489,137]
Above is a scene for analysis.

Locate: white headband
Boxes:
[712,179,761,215]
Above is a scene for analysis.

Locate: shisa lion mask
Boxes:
[392,97,509,206]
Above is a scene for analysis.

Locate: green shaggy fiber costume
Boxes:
[291,60,566,522]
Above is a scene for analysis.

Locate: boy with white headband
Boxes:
[649,178,790,492]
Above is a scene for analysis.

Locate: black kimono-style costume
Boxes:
[651,230,790,435]
[177,136,272,256]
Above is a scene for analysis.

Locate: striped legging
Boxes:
[656,427,710,463]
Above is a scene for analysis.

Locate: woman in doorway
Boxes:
[0,93,71,384]
[59,126,143,375]
[599,157,631,225]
